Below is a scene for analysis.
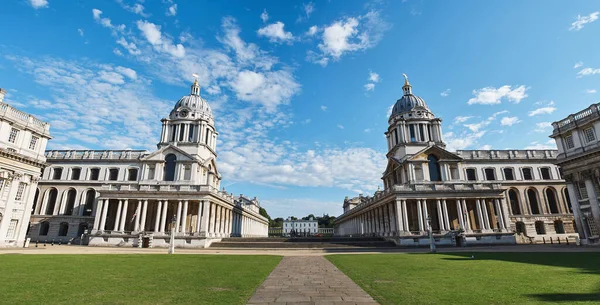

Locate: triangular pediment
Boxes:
[382,157,403,176]
[407,145,463,162]
[141,145,199,162]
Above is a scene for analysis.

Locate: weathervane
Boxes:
[402,73,408,83]
[192,73,199,81]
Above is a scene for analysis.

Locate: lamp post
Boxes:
[168,214,176,254]
[427,216,436,253]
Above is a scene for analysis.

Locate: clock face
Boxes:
[180,110,189,117]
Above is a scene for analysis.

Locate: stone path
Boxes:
[247,256,378,305]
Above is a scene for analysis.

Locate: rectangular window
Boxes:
[6,220,18,239]
[179,124,185,141]
[8,128,19,143]
[108,168,119,181]
[414,166,424,181]
[578,181,588,200]
[466,168,477,181]
[52,168,63,180]
[584,127,596,143]
[503,168,515,180]
[522,168,533,180]
[540,168,551,180]
[419,124,425,141]
[565,135,575,149]
[89,168,100,181]
[29,136,38,150]
[14,182,26,201]
[409,125,416,142]
[188,125,195,142]
[184,165,191,180]
[128,168,138,181]
[484,168,496,181]
[71,168,81,180]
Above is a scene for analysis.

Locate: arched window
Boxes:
[563,188,573,213]
[45,188,58,215]
[554,220,565,234]
[32,188,40,215]
[77,222,88,236]
[39,221,50,236]
[64,189,76,215]
[515,221,526,234]
[83,189,95,217]
[508,189,521,215]
[546,188,559,214]
[527,189,540,214]
[58,222,69,236]
[427,155,441,181]
[164,154,177,181]
[535,221,546,235]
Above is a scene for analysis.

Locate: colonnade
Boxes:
[92,198,267,238]
[337,197,511,236]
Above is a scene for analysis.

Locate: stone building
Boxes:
[0,88,51,247]
[551,103,600,244]
[28,80,268,248]
[283,217,318,236]
[335,76,576,246]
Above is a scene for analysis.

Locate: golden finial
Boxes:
[402,73,410,86]
[192,73,199,86]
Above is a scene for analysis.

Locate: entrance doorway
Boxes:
[142,237,150,248]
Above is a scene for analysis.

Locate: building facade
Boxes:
[335,77,576,246]
[27,80,268,248]
[283,217,318,236]
[0,88,51,247]
[551,103,600,244]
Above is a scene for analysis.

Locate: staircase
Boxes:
[209,237,396,248]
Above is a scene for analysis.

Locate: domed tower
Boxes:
[386,74,444,159]
[158,78,218,161]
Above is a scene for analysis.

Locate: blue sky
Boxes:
[1,1,599,218]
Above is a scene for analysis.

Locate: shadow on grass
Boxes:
[440,252,600,302]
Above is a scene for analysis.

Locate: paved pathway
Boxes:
[247,256,377,305]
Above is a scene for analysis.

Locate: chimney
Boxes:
[0,88,6,103]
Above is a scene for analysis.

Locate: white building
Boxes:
[283,217,318,236]
[0,88,51,247]
[28,80,268,248]
[551,103,600,244]
[335,76,576,246]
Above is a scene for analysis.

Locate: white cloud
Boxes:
[113,48,123,56]
[136,20,185,57]
[29,0,48,9]
[260,9,269,23]
[500,116,520,126]
[444,131,487,151]
[303,2,315,18]
[364,83,375,91]
[529,106,556,116]
[569,12,599,31]
[78,29,84,36]
[92,9,125,33]
[337,124,344,129]
[586,89,597,93]
[166,4,177,17]
[467,85,529,105]
[440,89,451,97]
[574,61,583,69]
[321,105,327,111]
[464,122,486,132]
[479,144,492,150]
[230,70,300,112]
[261,198,341,219]
[364,128,372,133]
[116,37,142,55]
[309,10,390,65]
[257,22,294,43]
[306,25,318,36]
[368,72,380,83]
[577,67,600,78]
[534,122,552,133]
[525,141,557,150]
[117,1,150,18]
[453,116,472,124]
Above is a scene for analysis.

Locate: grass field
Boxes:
[327,252,600,305]
[0,254,281,304]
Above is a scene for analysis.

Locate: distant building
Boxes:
[335,76,576,246]
[283,217,318,236]
[551,103,600,244]
[0,88,51,247]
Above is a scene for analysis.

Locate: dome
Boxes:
[389,76,430,119]
[169,80,213,120]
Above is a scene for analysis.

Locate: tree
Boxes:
[270,217,284,228]
[259,207,272,222]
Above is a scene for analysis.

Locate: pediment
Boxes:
[141,145,198,162]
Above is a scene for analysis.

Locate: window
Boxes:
[554,220,565,234]
[584,127,596,143]
[564,135,574,149]
[8,128,19,143]
[108,168,119,181]
[418,124,425,141]
[534,221,546,235]
[546,188,559,214]
[29,136,38,150]
[427,155,441,181]
[14,182,26,201]
[52,167,63,180]
[578,181,588,200]
[83,189,95,216]
[484,168,496,181]
[516,222,525,234]
[71,168,81,180]
[503,168,515,180]
[527,189,540,214]
[147,165,155,180]
[89,168,100,181]
[409,125,416,142]
[64,189,76,215]
[6,219,18,239]
[128,168,138,181]
[540,168,551,180]
[45,188,58,215]
[183,165,191,180]
[39,221,50,236]
[564,188,573,213]
[522,168,533,180]
[164,154,177,181]
[58,222,69,236]
[450,166,459,180]
[508,189,521,215]
[414,166,424,181]
[188,125,195,142]
[179,124,185,141]
[466,168,477,181]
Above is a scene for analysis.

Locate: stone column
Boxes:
[402,200,409,232]
[480,199,491,231]
[417,200,424,233]
[499,198,511,230]
[442,199,450,230]
[93,199,104,231]
[201,201,210,236]
[456,199,465,230]
[176,200,182,233]
[209,203,216,237]
[182,200,189,234]
[134,200,142,232]
[140,200,148,232]
[154,200,162,233]
[584,178,600,230]
[160,200,168,233]
[119,199,128,232]
[195,201,202,233]
[475,199,484,231]
[422,200,429,231]
[436,199,445,231]
[114,200,123,232]
[394,200,404,235]
[462,199,471,231]
[215,205,222,236]
[382,205,389,235]
[388,202,397,236]
[566,183,588,239]
[494,199,506,231]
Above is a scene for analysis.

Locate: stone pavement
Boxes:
[247,256,378,305]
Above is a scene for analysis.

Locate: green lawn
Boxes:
[327,252,600,305]
[0,254,281,304]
